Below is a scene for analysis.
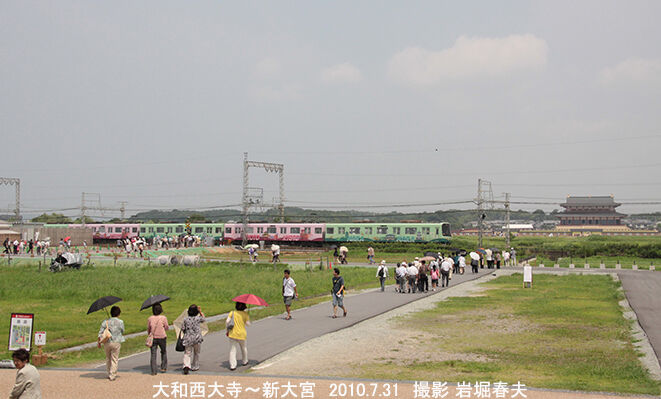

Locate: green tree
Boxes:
[72,216,96,224]
[31,213,73,223]
[187,213,207,223]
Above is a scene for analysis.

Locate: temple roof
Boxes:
[560,196,621,208]
[556,212,626,218]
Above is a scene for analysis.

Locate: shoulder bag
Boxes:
[226,311,235,334]
[99,320,112,344]
[175,330,185,352]
[145,333,153,348]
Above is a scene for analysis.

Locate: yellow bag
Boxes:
[99,320,112,344]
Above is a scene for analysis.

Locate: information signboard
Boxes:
[8,313,34,351]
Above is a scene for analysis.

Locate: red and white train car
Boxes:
[223,223,325,243]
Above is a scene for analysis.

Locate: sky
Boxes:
[1,1,661,219]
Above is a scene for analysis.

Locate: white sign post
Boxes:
[523,265,533,288]
[34,332,46,346]
[33,331,47,366]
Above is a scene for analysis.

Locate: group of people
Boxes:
[333,246,349,264]
[390,256,461,294]
[90,266,349,381]
[154,234,202,250]
[3,238,51,256]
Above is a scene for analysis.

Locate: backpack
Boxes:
[378,267,384,277]
[471,259,478,267]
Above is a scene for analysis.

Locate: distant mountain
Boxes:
[126,207,544,228]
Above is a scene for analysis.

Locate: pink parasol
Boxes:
[232,294,269,307]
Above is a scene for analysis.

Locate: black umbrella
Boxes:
[87,296,122,315]
[140,295,171,311]
[423,251,440,259]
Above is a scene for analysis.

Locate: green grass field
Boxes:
[355,274,660,395]
[0,261,381,363]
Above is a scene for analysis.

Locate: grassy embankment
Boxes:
[355,273,660,395]
[0,261,383,366]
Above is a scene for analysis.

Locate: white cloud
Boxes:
[599,58,661,87]
[254,57,281,79]
[321,62,363,84]
[388,34,548,86]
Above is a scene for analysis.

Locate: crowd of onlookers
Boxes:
[3,238,51,255]
[116,235,203,257]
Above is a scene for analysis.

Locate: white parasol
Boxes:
[469,252,480,261]
[173,308,209,337]
[271,244,280,251]
[339,246,348,253]
[244,244,259,250]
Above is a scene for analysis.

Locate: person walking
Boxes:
[97,306,125,381]
[226,301,250,370]
[367,247,375,264]
[396,262,407,293]
[331,268,347,318]
[430,261,439,291]
[485,248,494,269]
[471,256,479,273]
[282,269,298,320]
[511,248,517,265]
[376,260,388,292]
[147,303,169,375]
[406,261,418,293]
[9,348,41,399]
[181,304,205,374]
[418,260,429,292]
[440,258,452,287]
[459,253,466,275]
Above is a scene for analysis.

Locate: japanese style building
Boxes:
[555,195,629,233]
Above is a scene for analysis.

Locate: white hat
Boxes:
[381,260,386,264]
[414,257,419,260]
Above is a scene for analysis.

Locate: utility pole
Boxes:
[0,177,21,221]
[241,152,285,246]
[80,193,113,225]
[80,193,87,226]
[475,179,494,248]
[119,201,128,220]
[504,192,511,248]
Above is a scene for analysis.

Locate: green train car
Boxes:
[324,223,451,243]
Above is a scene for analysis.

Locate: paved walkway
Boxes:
[113,268,493,374]
[617,271,661,362]
[2,369,649,399]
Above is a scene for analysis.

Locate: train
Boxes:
[45,222,451,244]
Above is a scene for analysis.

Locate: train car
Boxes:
[139,223,224,240]
[90,223,141,240]
[190,223,224,240]
[223,223,325,243]
[325,222,451,243]
[139,223,185,239]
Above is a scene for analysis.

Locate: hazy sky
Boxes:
[1,1,660,219]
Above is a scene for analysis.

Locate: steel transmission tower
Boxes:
[504,192,511,248]
[475,178,494,248]
[0,177,21,221]
[241,152,285,246]
[80,193,124,225]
